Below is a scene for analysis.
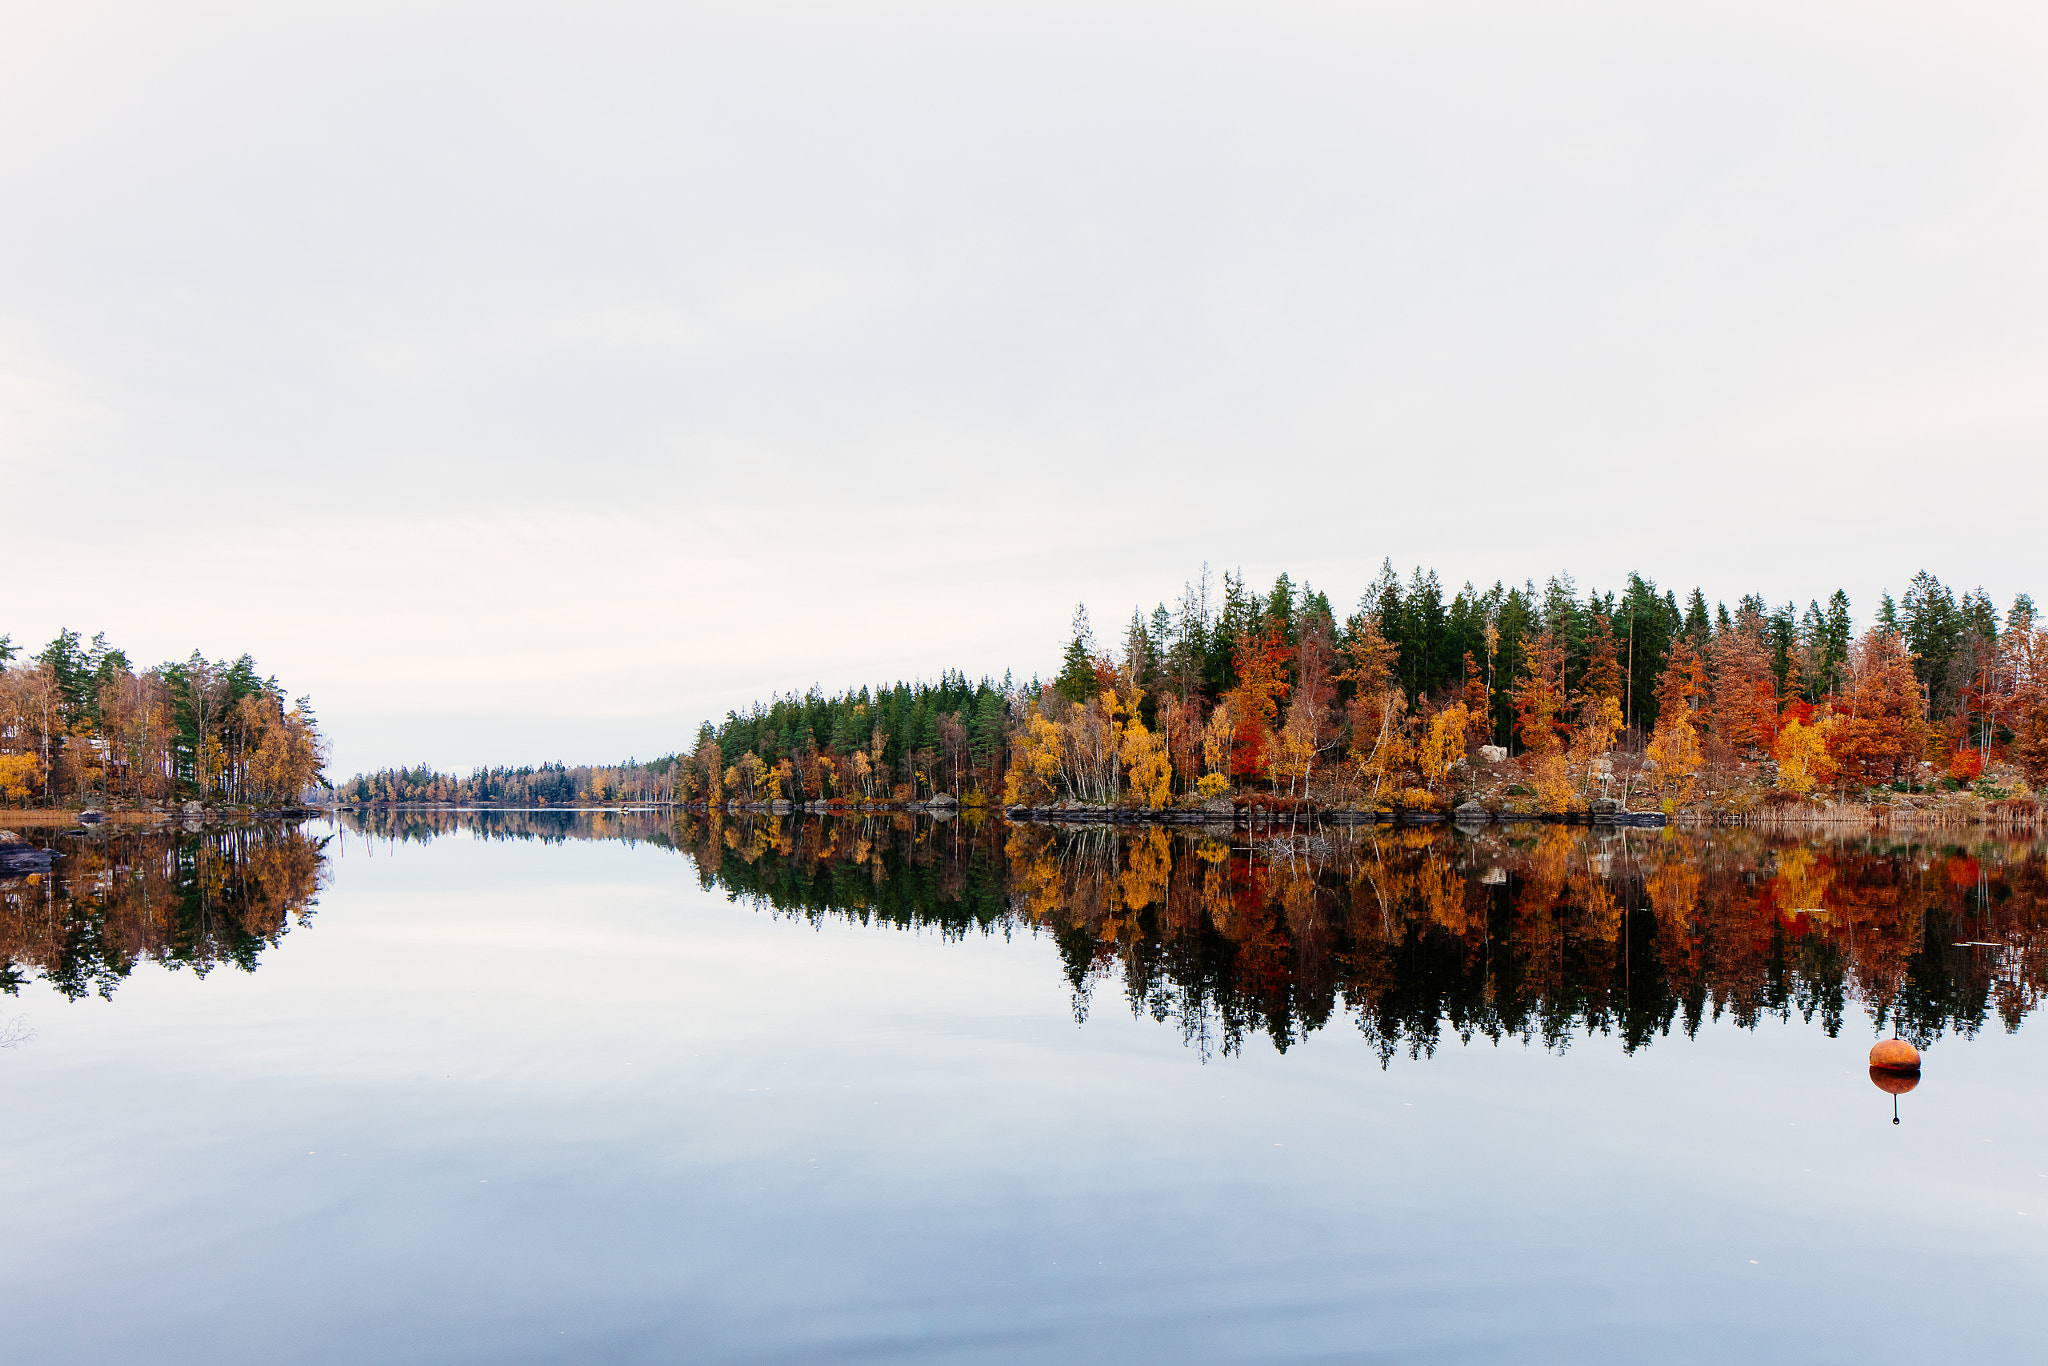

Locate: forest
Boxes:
[332,563,2048,818]
[341,670,1010,810]
[337,759,687,808]
[661,563,2045,815]
[0,629,325,809]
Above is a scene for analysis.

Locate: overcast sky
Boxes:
[6,0,2044,776]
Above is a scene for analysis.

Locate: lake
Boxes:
[0,811,2042,1364]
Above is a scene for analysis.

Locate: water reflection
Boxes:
[655,812,2047,1061]
[342,805,681,848]
[0,825,327,999]
[154,808,2048,1065]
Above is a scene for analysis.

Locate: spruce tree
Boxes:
[1054,604,1098,704]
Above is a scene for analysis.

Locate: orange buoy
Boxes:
[1869,1038,1921,1072]
[1868,1066,1919,1096]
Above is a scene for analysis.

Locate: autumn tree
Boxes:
[1225,627,1291,783]
[1511,632,1570,755]
[1122,710,1173,807]
[1830,630,1927,786]
[1580,615,1624,708]
[2000,626,2048,785]
[1774,715,1839,795]
[1645,638,1708,801]
[1708,612,1779,753]
[1459,652,1491,746]
[1274,615,1340,798]
[1332,616,1396,801]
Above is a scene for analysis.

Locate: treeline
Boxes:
[335,562,2045,814]
[683,670,1012,805]
[0,630,324,808]
[340,759,685,807]
[338,672,1017,809]
[680,562,2046,811]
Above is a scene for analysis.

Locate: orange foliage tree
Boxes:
[1511,632,1570,755]
[1708,614,1779,753]
[2002,627,2048,785]
[1227,627,1292,783]
[1829,630,1927,786]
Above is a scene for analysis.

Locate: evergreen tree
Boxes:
[1053,604,1098,704]
[2010,594,2038,634]
[1823,591,1853,689]
[1767,602,1797,693]
[1876,593,1900,635]
[1900,571,1959,703]
[1683,589,1711,642]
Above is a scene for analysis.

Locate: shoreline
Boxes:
[308,797,2041,831]
[0,807,327,831]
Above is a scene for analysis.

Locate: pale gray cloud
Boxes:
[8,1,2044,774]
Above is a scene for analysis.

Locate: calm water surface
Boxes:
[0,811,2043,1364]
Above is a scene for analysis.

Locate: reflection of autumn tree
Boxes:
[0,826,326,999]
[525,811,2048,1061]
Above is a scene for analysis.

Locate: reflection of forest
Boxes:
[340,807,681,848]
[671,812,2048,1060]
[63,811,2042,1061]
[0,826,327,999]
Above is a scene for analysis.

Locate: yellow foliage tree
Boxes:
[1270,713,1316,796]
[1122,715,1173,808]
[1645,715,1702,801]
[1774,716,1839,795]
[1003,705,1065,806]
[1348,688,1409,805]
[1201,699,1237,784]
[1529,753,1574,813]
[1414,704,1469,795]
[0,752,38,804]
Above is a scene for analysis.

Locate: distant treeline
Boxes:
[340,670,1010,808]
[0,629,324,808]
[340,760,686,807]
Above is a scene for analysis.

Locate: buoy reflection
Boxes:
[1869,1063,1920,1124]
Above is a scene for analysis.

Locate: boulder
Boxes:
[1478,745,1508,764]
[1453,801,1489,822]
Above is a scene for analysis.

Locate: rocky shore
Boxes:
[324,778,2042,832]
[0,803,327,833]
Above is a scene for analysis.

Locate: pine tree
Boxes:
[1053,604,1098,704]
[1683,589,1711,642]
